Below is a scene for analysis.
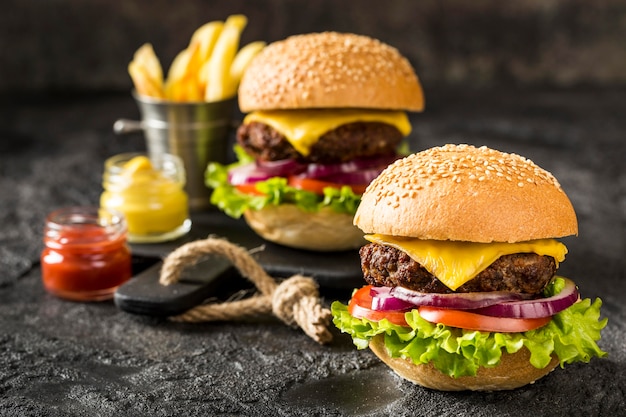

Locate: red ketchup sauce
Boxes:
[41,207,132,301]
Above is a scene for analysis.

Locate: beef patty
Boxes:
[360,243,557,294]
[236,121,403,163]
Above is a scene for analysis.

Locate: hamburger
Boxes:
[332,144,607,391]
[206,32,424,251]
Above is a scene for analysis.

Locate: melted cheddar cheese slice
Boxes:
[243,109,412,156]
[365,234,568,291]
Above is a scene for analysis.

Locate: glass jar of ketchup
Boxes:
[41,207,132,301]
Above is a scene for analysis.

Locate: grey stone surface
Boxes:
[0,89,625,416]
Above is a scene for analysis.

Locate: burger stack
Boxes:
[207,32,424,251]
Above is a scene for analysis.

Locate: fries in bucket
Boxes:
[128,14,264,102]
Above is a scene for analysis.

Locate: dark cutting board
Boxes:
[114,210,363,316]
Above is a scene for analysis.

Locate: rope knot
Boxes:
[272,275,333,343]
[159,237,333,344]
[272,275,322,325]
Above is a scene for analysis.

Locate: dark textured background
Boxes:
[2,0,626,94]
[1,1,625,416]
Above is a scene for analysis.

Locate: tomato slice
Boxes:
[235,183,266,196]
[348,285,409,326]
[288,176,367,195]
[348,286,552,332]
[418,306,551,333]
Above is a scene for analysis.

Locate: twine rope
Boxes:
[159,237,333,344]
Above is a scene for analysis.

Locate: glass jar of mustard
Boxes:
[41,206,132,301]
[100,153,191,243]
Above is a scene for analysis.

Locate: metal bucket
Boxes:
[114,92,236,210]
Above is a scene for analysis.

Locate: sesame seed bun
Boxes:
[238,32,424,112]
[369,334,559,391]
[243,205,366,252]
[354,144,578,243]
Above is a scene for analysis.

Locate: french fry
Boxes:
[204,14,248,102]
[128,43,165,98]
[132,43,164,92]
[128,61,165,98]
[164,43,203,101]
[127,14,262,102]
[230,41,266,83]
[165,44,199,86]
[198,59,212,96]
[195,23,225,95]
[190,21,224,64]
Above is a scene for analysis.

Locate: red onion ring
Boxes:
[370,287,415,311]
[227,163,273,185]
[472,277,579,318]
[228,160,305,185]
[229,154,397,186]
[305,154,399,179]
[321,168,383,185]
[389,286,533,310]
[255,159,306,176]
[228,163,272,185]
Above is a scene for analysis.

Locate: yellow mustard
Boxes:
[100,153,191,243]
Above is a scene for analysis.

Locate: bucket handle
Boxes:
[113,118,240,134]
[113,119,144,135]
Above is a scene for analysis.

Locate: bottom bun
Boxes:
[369,334,559,391]
[243,205,366,251]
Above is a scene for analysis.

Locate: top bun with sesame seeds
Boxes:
[238,32,424,112]
[209,32,425,251]
[354,144,578,243]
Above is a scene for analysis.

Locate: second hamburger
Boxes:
[332,144,607,390]
[207,31,424,251]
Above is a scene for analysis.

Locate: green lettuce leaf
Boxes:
[205,146,362,218]
[331,277,608,378]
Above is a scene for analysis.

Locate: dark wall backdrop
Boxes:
[2,0,626,94]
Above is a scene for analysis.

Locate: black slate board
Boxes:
[114,210,363,316]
